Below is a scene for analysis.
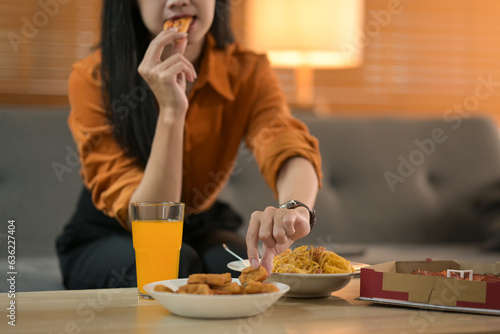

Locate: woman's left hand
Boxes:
[246,206,311,274]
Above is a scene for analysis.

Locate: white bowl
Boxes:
[266,272,354,298]
[227,260,368,298]
[143,278,290,319]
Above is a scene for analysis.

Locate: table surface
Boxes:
[2,278,500,334]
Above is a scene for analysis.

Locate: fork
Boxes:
[222,243,250,266]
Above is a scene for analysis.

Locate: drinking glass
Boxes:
[130,202,184,299]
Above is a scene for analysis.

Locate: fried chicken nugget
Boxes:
[261,283,280,293]
[153,284,174,293]
[213,282,244,295]
[243,281,279,294]
[239,265,268,285]
[177,283,213,295]
[188,273,232,287]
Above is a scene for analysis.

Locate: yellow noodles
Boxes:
[272,245,355,274]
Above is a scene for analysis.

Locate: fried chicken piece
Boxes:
[163,16,193,33]
[213,282,244,295]
[243,281,279,294]
[187,273,232,287]
[243,281,263,294]
[186,274,206,284]
[153,284,174,293]
[261,283,280,293]
[177,283,213,295]
[207,273,232,286]
[239,265,268,285]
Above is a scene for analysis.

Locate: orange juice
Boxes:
[132,219,183,296]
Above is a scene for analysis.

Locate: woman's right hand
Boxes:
[138,30,197,117]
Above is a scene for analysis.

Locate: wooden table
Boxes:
[2,278,500,334]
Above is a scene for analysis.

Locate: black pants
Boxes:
[56,188,247,290]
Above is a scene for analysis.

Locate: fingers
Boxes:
[140,55,196,87]
[245,207,291,269]
[264,207,302,247]
[246,212,261,269]
[260,247,275,276]
[142,30,187,65]
[156,54,197,82]
[286,207,311,240]
[177,72,186,91]
[274,209,296,245]
[259,207,278,250]
[144,62,194,87]
[171,37,188,55]
[246,206,312,270]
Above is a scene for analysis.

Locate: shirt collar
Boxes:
[196,34,235,101]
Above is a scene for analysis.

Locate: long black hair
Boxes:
[100,0,235,168]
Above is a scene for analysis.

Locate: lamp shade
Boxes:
[246,0,364,68]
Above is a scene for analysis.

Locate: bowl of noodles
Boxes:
[267,245,365,298]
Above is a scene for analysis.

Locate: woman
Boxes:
[57,0,322,289]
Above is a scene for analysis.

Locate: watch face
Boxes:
[280,200,297,209]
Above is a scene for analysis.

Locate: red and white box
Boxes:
[359,260,500,315]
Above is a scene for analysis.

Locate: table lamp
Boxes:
[245,0,364,108]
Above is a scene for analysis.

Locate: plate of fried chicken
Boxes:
[144,266,289,318]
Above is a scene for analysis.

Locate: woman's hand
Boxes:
[138,30,197,117]
[246,206,311,274]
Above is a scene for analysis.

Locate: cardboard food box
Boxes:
[359,260,500,315]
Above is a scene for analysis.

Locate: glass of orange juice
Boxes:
[130,202,184,299]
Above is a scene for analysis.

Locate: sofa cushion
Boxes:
[0,108,82,258]
[0,108,82,291]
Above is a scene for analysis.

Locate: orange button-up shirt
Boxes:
[68,34,322,229]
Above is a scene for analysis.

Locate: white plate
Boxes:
[144,278,290,319]
[226,261,369,298]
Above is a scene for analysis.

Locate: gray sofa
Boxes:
[220,114,500,244]
[0,108,82,291]
[2,107,500,292]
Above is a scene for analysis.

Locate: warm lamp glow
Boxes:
[246,0,365,68]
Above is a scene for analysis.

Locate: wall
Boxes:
[0,0,101,105]
[235,0,500,121]
[1,0,500,121]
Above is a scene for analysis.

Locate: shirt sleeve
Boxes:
[67,54,143,229]
[245,55,323,198]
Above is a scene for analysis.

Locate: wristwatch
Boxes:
[279,199,316,229]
